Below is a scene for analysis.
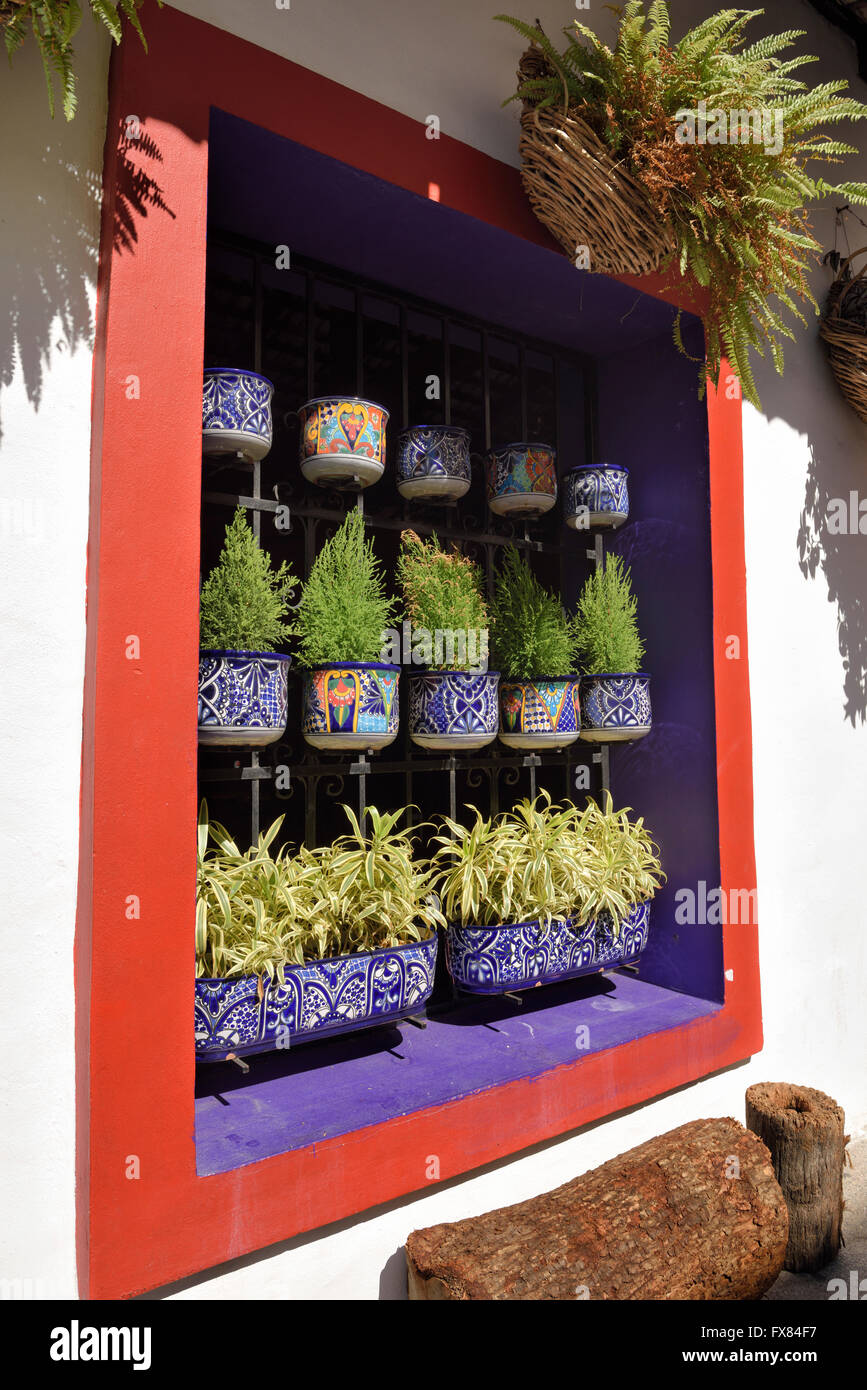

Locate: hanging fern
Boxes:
[1,1,159,120]
[496,3,867,409]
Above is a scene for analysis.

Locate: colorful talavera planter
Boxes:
[564,464,629,530]
[396,425,471,503]
[198,649,290,746]
[298,396,388,490]
[445,902,650,994]
[408,669,500,750]
[195,933,438,1061]
[202,369,274,461]
[579,672,652,742]
[301,661,400,750]
[498,676,581,749]
[486,442,557,519]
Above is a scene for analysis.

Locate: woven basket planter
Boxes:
[819,246,867,425]
[516,46,676,277]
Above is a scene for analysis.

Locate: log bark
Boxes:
[406,1118,787,1300]
[746,1082,846,1273]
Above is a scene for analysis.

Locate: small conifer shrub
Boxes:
[292,508,397,666]
[199,507,296,652]
[574,554,646,675]
[491,547,578,679]
[396,531,489,671]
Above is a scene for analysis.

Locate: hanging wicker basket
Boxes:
[516,45,676,277]
[819,246,867,425]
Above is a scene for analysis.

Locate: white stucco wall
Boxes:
[0,21,110,1300]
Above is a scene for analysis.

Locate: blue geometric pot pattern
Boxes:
[198,649,290,747]
[580,672,652,742]
[195,933,439,1061]
[445,903,650,994]
[396,425,471,503]
[301,662,400,751]
[485,443,557,519]
[202,368,274,461]
[564,465,629,530]
[499,676,581,748]
[408,669,500,750]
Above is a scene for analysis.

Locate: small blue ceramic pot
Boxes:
[408,669,500,750]
[301,662,400,751]
[579,672,651,742]
[198,649,290,746]
[445,903,650,994]
[202,369,274,461]
[485,443,557,519]
[498,676,580,749]
[195,933,438,1061]
[564,464,629,530]
[396,425,471,503]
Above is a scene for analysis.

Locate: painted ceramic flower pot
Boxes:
[198,649,290,747]
[564,464,629,530]
[408,669,500,751]
[579,672,652,742]
[195,933,438,1061]
[298,396,388,490]
[445,903,650,994]
[202,369,274,460]
[301,661,400,750]
[498,676,581,749]
[396,425,471,503]
[485,442,557,519]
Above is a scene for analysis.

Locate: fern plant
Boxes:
[491,546,578,678]
[396,530,489,670]
[2,0,159,120]
[574,554,645,675]
[199,506,296,652]
[497,3,867,407]
[292,508,396,666]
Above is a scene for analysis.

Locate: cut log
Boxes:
[746,1082,845,1273]
[406,1118,787,1300]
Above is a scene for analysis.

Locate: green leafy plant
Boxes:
[574,554,645,675]
[292,508,396,666]
[496,4,867,407]
[431,790,664,933]
[196,802,445,980]
[396,530,489,670]
[491,546,578,678]
[2,0,160,120]
[199,506,297,652]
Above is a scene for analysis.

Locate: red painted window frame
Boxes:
[76,5,761,1299]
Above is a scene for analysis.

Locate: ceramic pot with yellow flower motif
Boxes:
[298,396,389,491]
[301,661,400,750]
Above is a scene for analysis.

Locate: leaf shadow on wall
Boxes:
[0,122,175,445]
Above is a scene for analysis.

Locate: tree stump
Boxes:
[406,1118,788,1300]
[745,1083,846,1273]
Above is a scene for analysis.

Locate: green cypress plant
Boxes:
[491,546,578,678]
[395,530,489,670]
[574,554,646,675]
[199,506,296,652]
[292,508,397,666]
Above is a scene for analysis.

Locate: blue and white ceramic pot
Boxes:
[195,933,438,1061]
[408,669,500,751]
[301,661,400,751]
[396,425,471,503]
[564,464,629,530]
[485,443,557,519]
[298,396,388,490]
[202,369,274,461]
[498,676,581,749]
[198,649,290,747]
[445,903,650,994]
[579,672,652,742]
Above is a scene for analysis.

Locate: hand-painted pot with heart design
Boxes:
[396,425,472,503]
[564,464,629,530]
[579,672,652,742]
[202,369,274,460]
[198,648,290,746]
[301,661,400,750]
[485,442,558,518]
[498,676,581,749]
[408,669,500,751]
[298,396,389,491]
